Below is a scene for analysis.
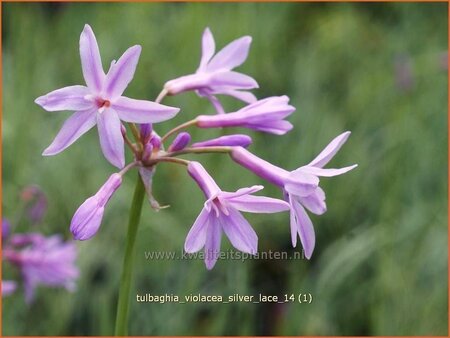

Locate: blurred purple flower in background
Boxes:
[35,24,179,168]
[185,162,290,269]
[164,27,258,114]
[1,280,17,297]
[394,54,415,92]
[4,232,78,303]
[21,185,48,225]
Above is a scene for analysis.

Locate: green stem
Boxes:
[114,174,146,336]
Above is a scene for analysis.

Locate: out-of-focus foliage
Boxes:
[2,2,447,336]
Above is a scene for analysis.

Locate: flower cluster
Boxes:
[35,25,357,269]
[2,189,78,303]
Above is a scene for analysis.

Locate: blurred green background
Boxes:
[2,2,448,336]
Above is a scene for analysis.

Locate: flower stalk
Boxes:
[114,174,146,336]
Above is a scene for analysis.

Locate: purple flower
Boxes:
[5,234,78,303]
[196,96,295,135]
[164,28,258,114]
[230,131,357,259]
[70,173,122,240]
[2,218,11,240]
[192,134,252,148]
[21,185,48,224]
[35,24,180,168]
[168,132,191,152]
[185,162,290,269]
[2,280,17,297]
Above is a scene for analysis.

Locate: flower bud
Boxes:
[140,123,153,144]
[70,174,122,241]
[168,132,191,152]
[192,134,252,148]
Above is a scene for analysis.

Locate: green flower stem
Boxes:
[114,174,146,336]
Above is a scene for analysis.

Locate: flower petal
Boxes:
[220,185,263,200]
[227,195,290,214]
[284,170,319,197]
[207,36,252,71]
[308,131,351,168]
[221,208,257,254]
[216,89,257,103]
[289,198,298,247]
[35,86,92,112]
[97,109,125,168]
[104,45,141,99]
[43,109,96,156]
[209,71,258,89]
[300,187,327,215]
[185,207,210,253]
[199,27,215,70]
[79,24,105,92]
[112,96,179,123]
[204,216,222,270]
[301,165,357,177]
[291,197,315,259]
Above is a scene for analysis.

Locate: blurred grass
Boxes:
[2,2,447,336]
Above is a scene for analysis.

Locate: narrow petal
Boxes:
[204,216,222,270]
[104,45,141,99]
[209,71,258,89]
[289,198,298,247]
[308,131,351,168]
[291,198,315,259]
[97,109,125,168]
[221,208,257,254]
[199,27,215,70]
[246,120,293,135]
[301,164,358,177]
[220,185,263,200]
[300,187,327,215]
[284,170,319,197]
[184,207,210,253]
[207,36,252,71]
[113,96,180,123]
[227,195,290,214]
[192,134,252,148]
[79,24,105,92]
[216,89,257,103]
[35,85,92,112]
[43,109,96,156]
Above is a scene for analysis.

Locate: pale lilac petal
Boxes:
[289,197,298,247]
[301,165,358,177]
[209,71,258,89]
[308,131,351,168]
[79,24,105,92]
[199,27,215,70]
[291,197,315,259]
[300,187,326,215]
[216,89,257,103]
[97,109,125,168]
[221,208,257,254]
[220,185,263,200]
[104,45,141,99]
[203,92,226,114]
[184,207,210,253]
[246,120,293,135]
[112,96,179,123]
[35,86,92,112]
[43,109,96,156]
[284,170,319,197]
[207,36,252,71]
[204,217,222,270]
[227,195,290,214]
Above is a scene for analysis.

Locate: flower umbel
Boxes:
[185,162,290,269]
[35,24,179,168]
